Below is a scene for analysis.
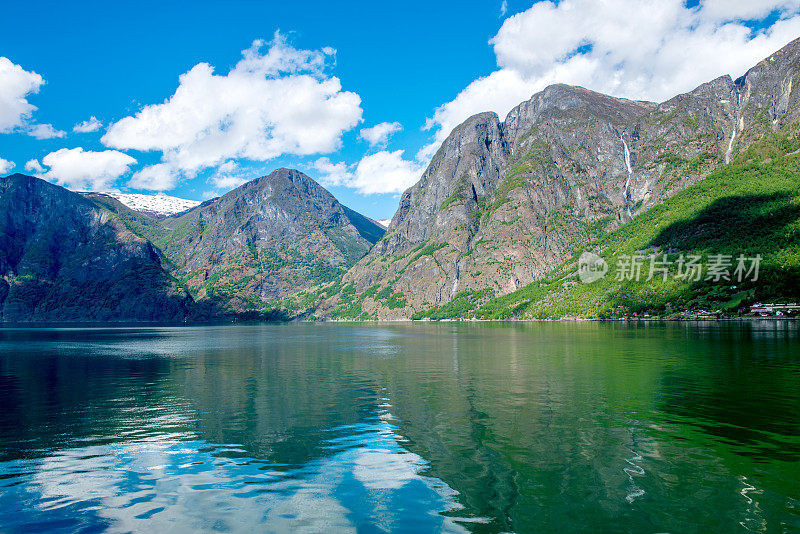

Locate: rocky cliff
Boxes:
[7,37,800,323]
[0,174,191,322]
[151,168,384,314]
[322,37,800,319]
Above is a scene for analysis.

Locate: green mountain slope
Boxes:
[315,37,800,320]
[0,174,192,322]
[429,130,800,320]
[87,169,384,318]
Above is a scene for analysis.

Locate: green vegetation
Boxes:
[439,175,473,211]
[410,242,447,261]
[473,129,800,319]
[481,143,550,217]
[331,283,368,319]
[374,286,407,309]
[411,288,495,320]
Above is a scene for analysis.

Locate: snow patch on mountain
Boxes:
[102,192,201,216]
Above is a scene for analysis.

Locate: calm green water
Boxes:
[0,322,799,533]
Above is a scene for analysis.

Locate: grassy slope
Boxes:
[94,201,382,319]
[418,129,800,320]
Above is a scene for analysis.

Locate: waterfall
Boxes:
[621,135,633,218]
[726,89,742,164]
[725,127,736,164]
[622,137,632,174]
[450,263,460,297]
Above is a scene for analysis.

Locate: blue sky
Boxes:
[2,0,800,220]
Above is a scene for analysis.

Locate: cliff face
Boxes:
[0,169,383,322]
[325,37,800,319]
[155,168,384,313]
[7,37,800,322]
[0,174,191,322]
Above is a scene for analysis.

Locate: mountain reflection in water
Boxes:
[0,322,798,533]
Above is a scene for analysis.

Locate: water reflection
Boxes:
[0,322,799,532]
[1,420,468,532]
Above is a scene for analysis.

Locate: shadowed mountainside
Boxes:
[311,37,800,320]
[0,174,192,322]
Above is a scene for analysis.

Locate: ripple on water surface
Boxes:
[0,322,798,533]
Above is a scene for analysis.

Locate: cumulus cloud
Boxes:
[102,32,363,190]
[211,174,249,190]
[24,159,45,174]
[0,57,64,139]
[352,150,424,194]
[421,0,800,158]
[28,123,66,139]
[208,160,250,191]
[0,157,14,174]
[39,147,137,190]
[314,150,424,195]
[0,57,44,132]
[128,163,180,191]
[313,157,353,187]
[359,121,402,147]
[701,0,800,21]
[73,116,102,133]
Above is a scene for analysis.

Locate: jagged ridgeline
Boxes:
[0,169,384,321]
[4,38,800,322]
[92,168,384,318]
[0,174,192,322]
[313,36,800,320]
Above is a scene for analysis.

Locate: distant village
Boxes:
[748,303,800,317]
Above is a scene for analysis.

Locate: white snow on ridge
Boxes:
[102,192,201,216]
[378,219,392,228]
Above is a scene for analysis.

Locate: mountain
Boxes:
[470,131,800,320]
[0,173,192,322]
[316,37,800,320]
[137,168,385,315]
[92,192,201,218]
[7,38,800,323]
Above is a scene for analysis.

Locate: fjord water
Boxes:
[0,323,798,533]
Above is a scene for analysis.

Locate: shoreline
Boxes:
[1,316,797,328]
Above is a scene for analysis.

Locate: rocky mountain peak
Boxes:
[505,84,655,141]
[0,173,191,321]
[734,36,800,132]
[328,37,800,320]
[155,168,384,309]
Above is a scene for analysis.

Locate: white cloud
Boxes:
[314,150,424,195]
[0,57,64,139]
[73,116,102,133]
[24,159,45,174]
[211,174,249,190]
[208,160,249,191]
[102,32,362,190]
[359,121,402,147]
[40,147,137,190]
[701,0,800,21]
[421,0,800,158]
[0,57,44,132]
[353,151,424,194]
[500,0,508,17]
[28,123,66,139]
[0,157,14,174]
[313,157,353,187]
[128,163,181,191]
